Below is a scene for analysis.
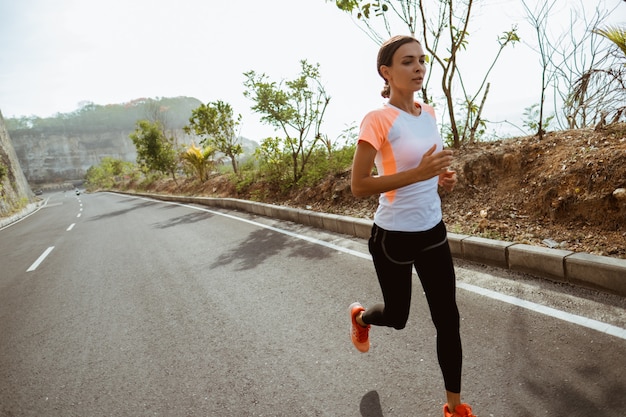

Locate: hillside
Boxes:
[136,124,626,259]
[6,97,203,183]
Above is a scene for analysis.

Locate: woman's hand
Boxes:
[417,144,454,180]
[438,169,457,192]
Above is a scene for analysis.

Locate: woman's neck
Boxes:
[388,94,421,116]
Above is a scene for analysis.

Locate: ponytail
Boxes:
[381,82,391,98]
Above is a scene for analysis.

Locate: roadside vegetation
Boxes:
[86,58,360,195]
[6,1,623,257]
[85,0,624,198]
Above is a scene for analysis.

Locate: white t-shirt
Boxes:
[358,102,443,232]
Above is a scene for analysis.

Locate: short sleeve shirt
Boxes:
[358,102,443,232]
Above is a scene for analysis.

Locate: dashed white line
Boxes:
[67,223,75,231]
[27,246,55,272]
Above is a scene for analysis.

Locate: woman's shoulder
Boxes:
[362,104,399,123]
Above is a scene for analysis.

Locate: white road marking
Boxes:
[27,246,55,272]
[77,213,81,218]
[457,282,626,340]
[121,194,626,340]
[67,223,75,231]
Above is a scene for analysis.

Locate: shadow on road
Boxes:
[360,390,384,417]
[88,200,159,221]
[152,212,213,229]
[210,228,332,271]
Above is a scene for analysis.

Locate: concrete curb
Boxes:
[0,201,44,230]
[125,192,626,297]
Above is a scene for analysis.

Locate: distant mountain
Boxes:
[6,96,203,134]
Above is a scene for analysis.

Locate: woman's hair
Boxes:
[377,35,421,98]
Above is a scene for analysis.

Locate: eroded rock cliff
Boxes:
[0,110,36,217]
[12,129,140,182]
[7,96,204,184]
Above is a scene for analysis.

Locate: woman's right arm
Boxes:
[350,141,454,198]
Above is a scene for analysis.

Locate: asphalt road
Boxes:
[1,191,625,417]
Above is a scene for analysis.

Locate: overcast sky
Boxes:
[0,0,623,141]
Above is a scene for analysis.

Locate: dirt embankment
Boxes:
[138,124,626,259]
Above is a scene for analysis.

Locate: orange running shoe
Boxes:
[349,302,370,352]
[443,403,476,417]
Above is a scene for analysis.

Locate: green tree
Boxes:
[85,157,135,189]
[329,0,519,147]
[184,100,242,174]
[243,60,331,185]
[252,136,290,185]
[522,103,554,133]
[129,120,179,183]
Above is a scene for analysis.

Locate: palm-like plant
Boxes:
[593,25,626,57]
[565,24,626,129]
[181,143,217,182]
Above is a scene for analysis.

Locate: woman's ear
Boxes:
[379,65,390,82]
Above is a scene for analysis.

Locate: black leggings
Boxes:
[362,221,462,393]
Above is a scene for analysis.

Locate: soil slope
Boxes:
[142,124,626,259]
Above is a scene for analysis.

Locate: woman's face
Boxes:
[381,41,426,94]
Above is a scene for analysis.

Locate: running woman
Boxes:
[349,35,475,417]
